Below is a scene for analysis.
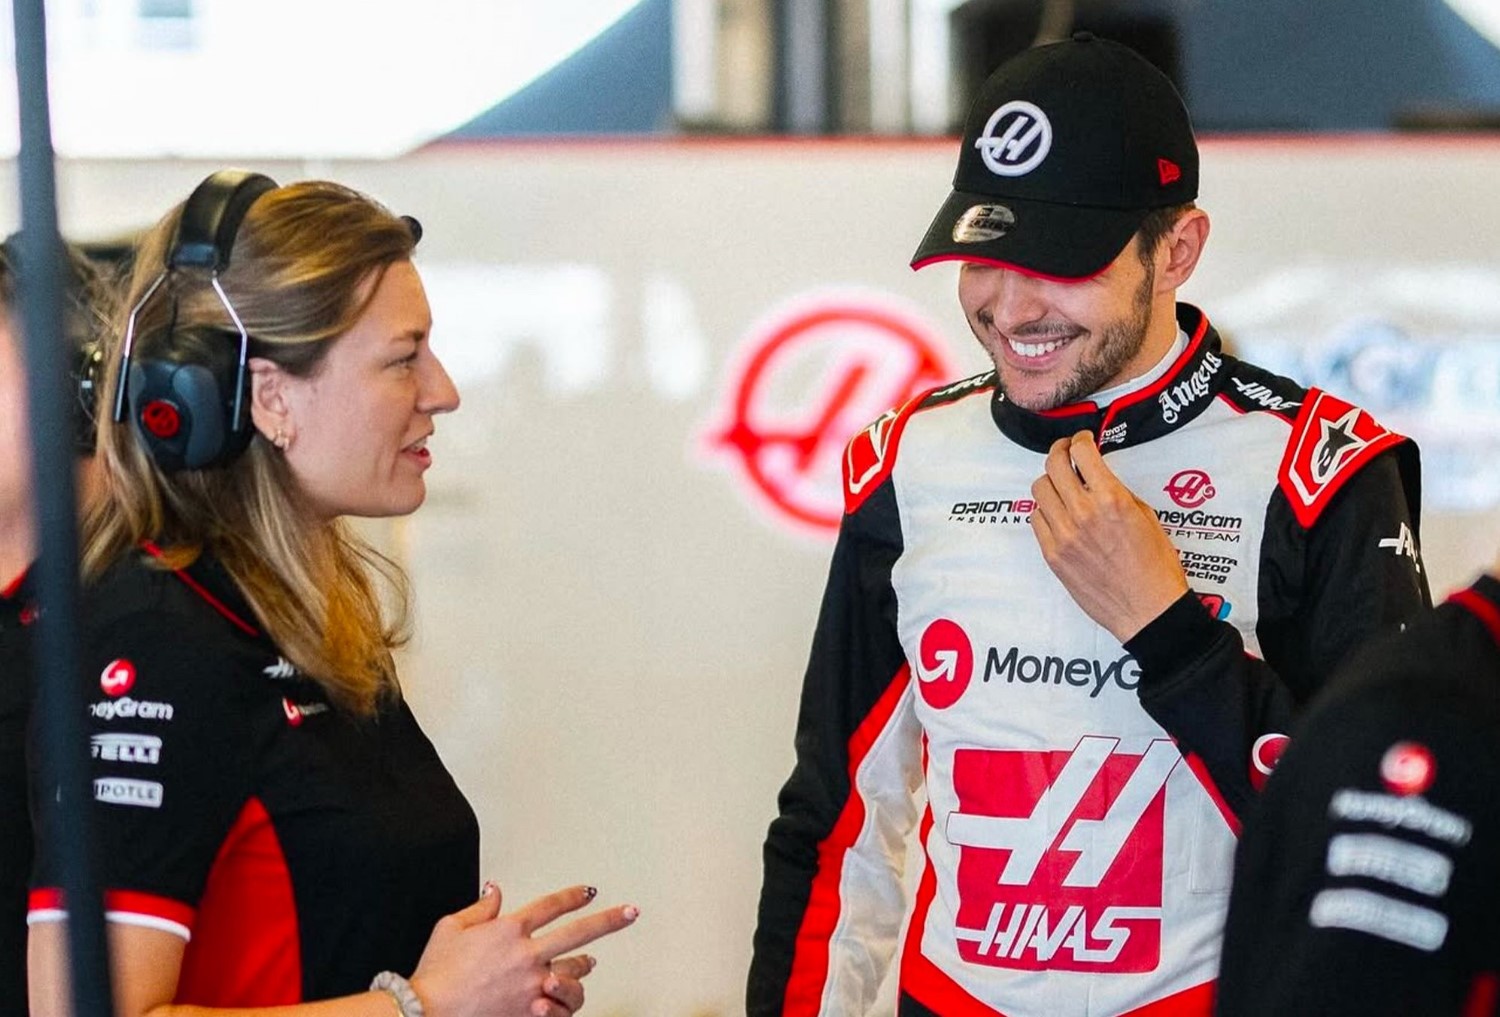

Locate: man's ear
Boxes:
[248,356,292,445]
[1157,209,1211,291]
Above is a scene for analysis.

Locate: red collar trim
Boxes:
[1450,586,1500,650]
[141,541,260,638]
[1,566,28,601]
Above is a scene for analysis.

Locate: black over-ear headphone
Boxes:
[0,233,108,454]
[110,169,278,472]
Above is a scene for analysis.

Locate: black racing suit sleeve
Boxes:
[749,478,918,1017]
[1217,604,1500,1016]
[1127,447,1430,820]
[30,607,253,926]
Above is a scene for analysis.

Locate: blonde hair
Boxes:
[85,180,420,714]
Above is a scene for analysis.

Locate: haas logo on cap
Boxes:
[976,101,1053,177]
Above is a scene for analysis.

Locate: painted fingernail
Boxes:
[623,904,640,922]
[480,880,498,899]
[584,885,597,901]
[585,955,597,971]
[544,975,559,994]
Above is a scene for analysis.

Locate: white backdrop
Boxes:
[14,136,1500,1015]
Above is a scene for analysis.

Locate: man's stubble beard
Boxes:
[994,261,1156,412]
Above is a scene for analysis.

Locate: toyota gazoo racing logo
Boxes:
[974,101,1052,177]
[917,619,974,709]
[946,736,1181,971]
[1162,468,1215,508]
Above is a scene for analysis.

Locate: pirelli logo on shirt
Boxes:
[945,737,1180,973]
[90,733,162,765]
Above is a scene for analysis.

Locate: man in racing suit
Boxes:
[1217,556,1500,1016]
[749,34,1430,1017]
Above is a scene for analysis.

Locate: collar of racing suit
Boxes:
[988,303,1224,454]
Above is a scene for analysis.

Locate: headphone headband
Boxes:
[170,170,278,273]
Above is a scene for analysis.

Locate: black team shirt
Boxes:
[1218,574,1500,1016]
[1,567,35,1012]
[29,547,480,1003]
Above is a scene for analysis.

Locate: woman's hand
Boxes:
[409,882,638,1017]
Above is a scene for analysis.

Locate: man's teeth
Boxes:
[1007,336,1069,358]
[407,437,427,452]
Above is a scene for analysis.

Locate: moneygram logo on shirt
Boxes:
[917,619,974,709]
[916,620,1140,704]
[946,737,1180,972]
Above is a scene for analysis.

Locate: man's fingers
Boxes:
[445,881,502,929]
[1042,437,1088,513]
[1065,430,1118,490]
[511,885,597,936]
[548,954,596,980]
[529,999,568,1017]
[542,972,586,1011]
[1029,475,1071,546]
[533,904,640,962]
[1029,499,1057,558]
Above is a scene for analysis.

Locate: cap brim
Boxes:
[910,190,1148,281]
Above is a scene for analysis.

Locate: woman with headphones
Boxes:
[27,173,636,1017]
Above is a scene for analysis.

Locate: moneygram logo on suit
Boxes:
[917,618,1140,711]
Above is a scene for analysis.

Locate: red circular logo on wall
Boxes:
[704,295,954,537]
[1380,741,1436,796]
[1164,468,1216,508]
[917,618,974,710]
[100,659,136,697]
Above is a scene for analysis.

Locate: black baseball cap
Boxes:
[911,33,1198,281]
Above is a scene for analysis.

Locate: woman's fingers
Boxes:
[532,904,639,962]
[511,885,598,936]
[441,880,502,931]
[542,971,586,1011]
[548,954,596,980]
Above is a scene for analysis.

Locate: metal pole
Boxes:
[10,0,114,1012]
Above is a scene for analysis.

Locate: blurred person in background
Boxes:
[0,235,113,1010]
[1217,552,1500,1016]
[750,33,1429,1017]
[27,172,635,1017]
